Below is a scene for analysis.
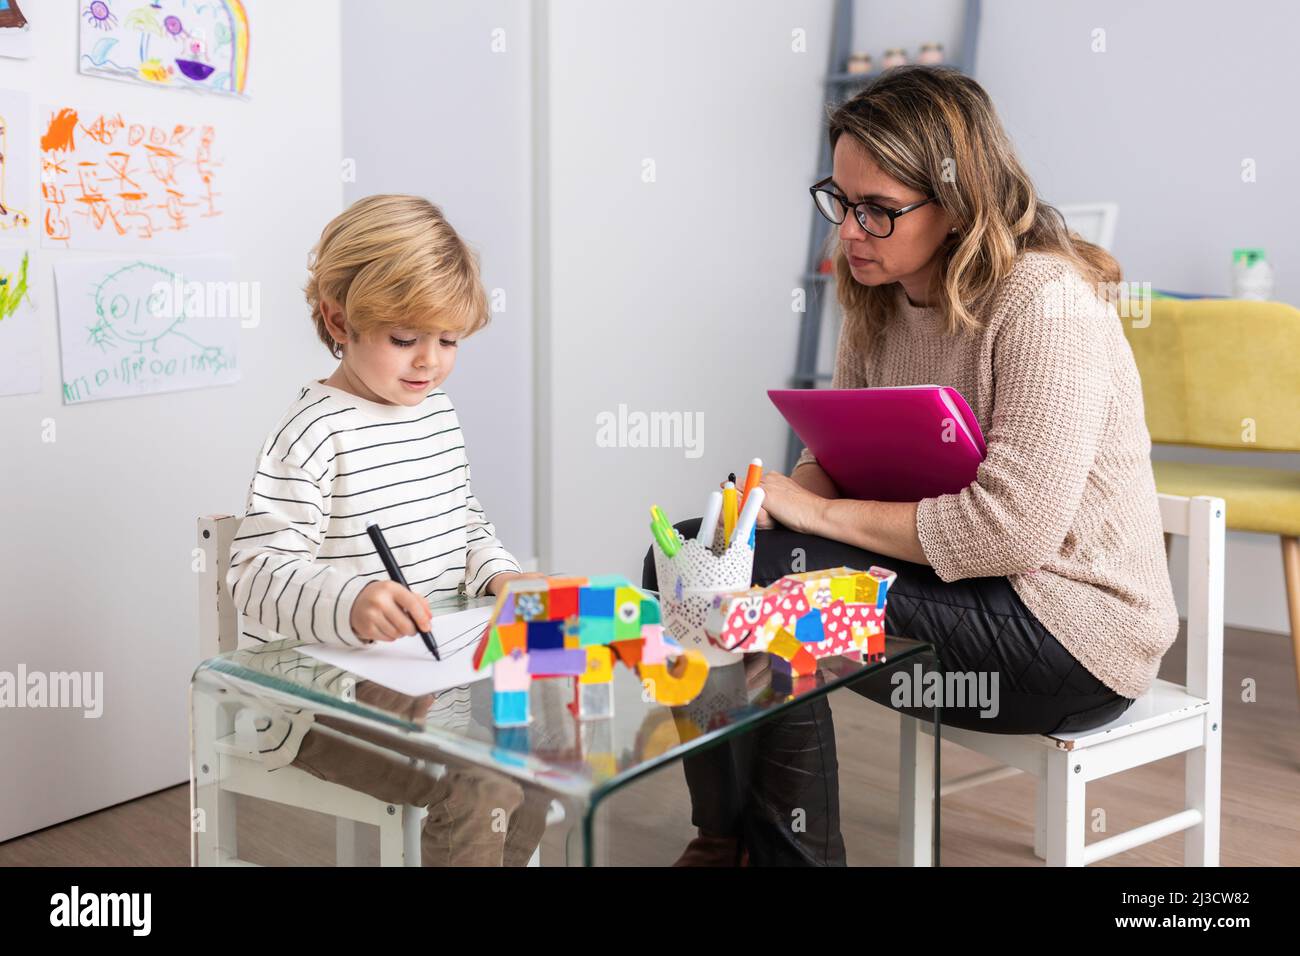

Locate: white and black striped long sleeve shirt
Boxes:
[228,380,521,649]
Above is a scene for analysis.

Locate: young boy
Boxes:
[227,194,548,866]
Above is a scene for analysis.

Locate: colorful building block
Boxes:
[579,645,613,684]
[640,624,669,665]
[549,586,579,621]
[498,621,527,655]
[573,681,614,720]
[579,586,615,617]
[528,648,586,676]
[493,649,531,691]
[526,619,564,649]
[493,690,530,727]
[703,565,898,674]
[474,574,709,726]
[640,653,710,706]
[578,616,615,647]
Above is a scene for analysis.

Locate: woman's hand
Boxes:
[756,471,828,536]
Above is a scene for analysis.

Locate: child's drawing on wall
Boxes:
[55,255,241,404]
[79,0,251,97]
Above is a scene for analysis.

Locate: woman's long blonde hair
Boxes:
[826,66,1119,352]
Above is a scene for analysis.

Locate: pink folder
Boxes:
[769,386,986,502]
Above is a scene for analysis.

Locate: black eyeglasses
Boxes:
[810,177,938,238]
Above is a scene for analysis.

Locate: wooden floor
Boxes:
[3,624,1297,867]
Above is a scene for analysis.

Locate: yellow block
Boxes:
[855,574,880,606]
[580,645,613,684]
[767,628,802,662]
[639,651,709,706]
[830,575,856,603]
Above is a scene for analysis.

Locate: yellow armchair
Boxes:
[1122,298,1300,703]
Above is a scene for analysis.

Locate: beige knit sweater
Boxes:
[796,251,1178,699]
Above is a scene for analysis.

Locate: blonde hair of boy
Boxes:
[305,194,490,359]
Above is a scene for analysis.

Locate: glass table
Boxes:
[191,595,942,866]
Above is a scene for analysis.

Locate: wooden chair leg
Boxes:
[1282,536,1300,711]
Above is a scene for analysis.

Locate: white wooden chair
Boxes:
[899,493,1225,866]
[193,514,553,867]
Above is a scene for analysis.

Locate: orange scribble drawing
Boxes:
[40,105,223,249]
[41,108,79,153]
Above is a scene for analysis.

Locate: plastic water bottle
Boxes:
[1232,248,1274,300]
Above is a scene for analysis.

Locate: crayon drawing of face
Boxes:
[92,261,184,350]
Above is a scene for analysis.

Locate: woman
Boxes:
[644,66,1178,866]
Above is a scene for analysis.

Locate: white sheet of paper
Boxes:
[298,605,494,697]
[0,89,32,233]
[0,20,32,60]
[0,249,38,397]
[54,255,240,403]
[78,0,253,98]
[40,103,230,251]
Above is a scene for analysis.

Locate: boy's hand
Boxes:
[350,581,432,643]
[485,571,546,596]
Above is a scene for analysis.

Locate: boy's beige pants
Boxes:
[291,712,551,867]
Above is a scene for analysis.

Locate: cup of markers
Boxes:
[649,459,767,668]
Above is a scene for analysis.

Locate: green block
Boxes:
[479,626,505,668]
[579,616,615,647]
[639,598,661,625]
[613,586,641,639]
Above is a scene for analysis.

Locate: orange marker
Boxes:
[739,458,762,510]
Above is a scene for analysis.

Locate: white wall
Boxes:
[975,0,1300,633]
[0,0,345,842]
[535,0,833,577]
[340,0,535,563]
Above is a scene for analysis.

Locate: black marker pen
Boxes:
[365,522,440,660]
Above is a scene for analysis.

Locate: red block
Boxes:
[548,586,579,621]
[610,639,642,668]
[789,646,818,676]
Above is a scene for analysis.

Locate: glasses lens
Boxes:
[813,189,844,224]
[857,204,893,237]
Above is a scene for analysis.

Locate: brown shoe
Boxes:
[671,831,744,867]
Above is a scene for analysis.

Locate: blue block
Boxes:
[876,577,890,609]
[795,610,825,643]
[528,648,586,676]
[527,619,564,649]
[493,690,529,726]
[579,586,615,617]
